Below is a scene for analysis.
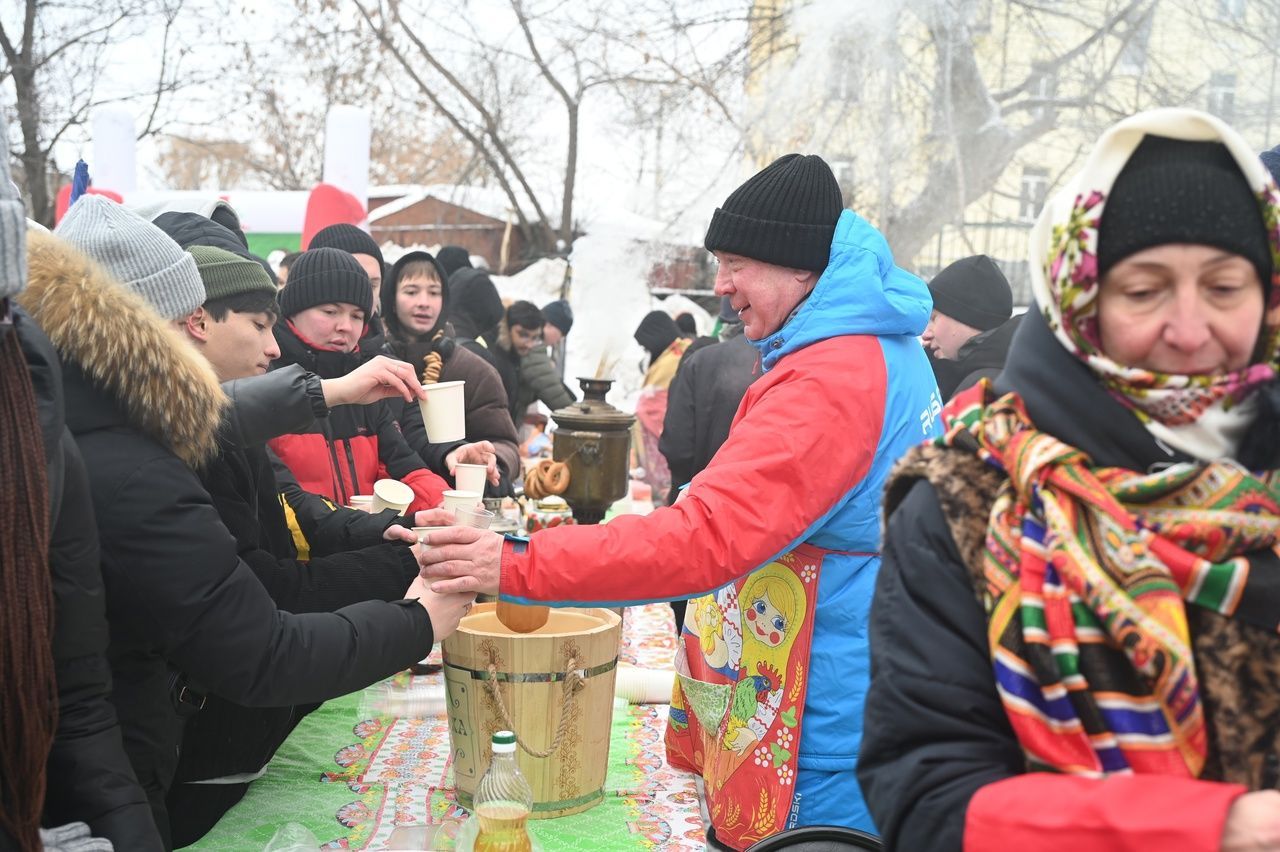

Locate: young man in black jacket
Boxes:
[35,200,474,848]
[166,246,467,843]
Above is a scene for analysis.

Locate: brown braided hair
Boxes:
[0,322,56,850]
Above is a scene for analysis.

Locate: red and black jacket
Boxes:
[267,321,447,513]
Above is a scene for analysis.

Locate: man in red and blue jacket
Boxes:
[421,154,942,850]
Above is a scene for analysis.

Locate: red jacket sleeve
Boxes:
[964,774,1244,852]
[500,336,888,605]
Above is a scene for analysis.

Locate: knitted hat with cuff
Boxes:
[927,255,1013,332]
[55,194,203,320]
[190,246,277,303]
[1098,135,1271,287]
[704,154,844,273]
[0,112,25,301]
[278,247,373,318]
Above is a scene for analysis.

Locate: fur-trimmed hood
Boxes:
[18,230,225,468]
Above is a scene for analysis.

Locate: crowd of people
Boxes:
[6,103,1280,852]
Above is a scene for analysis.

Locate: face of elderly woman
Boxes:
[1097,244,1265,376]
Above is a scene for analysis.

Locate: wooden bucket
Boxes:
[442,603,621,819]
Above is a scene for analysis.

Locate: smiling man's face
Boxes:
[712,252,817,340]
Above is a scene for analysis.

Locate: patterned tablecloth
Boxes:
[184,604,705,851]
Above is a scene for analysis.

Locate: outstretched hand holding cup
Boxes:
[417,526,503,596]
[404,574,475,641]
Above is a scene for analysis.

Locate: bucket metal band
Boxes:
[444,656,618,683]
[457,787,605,814]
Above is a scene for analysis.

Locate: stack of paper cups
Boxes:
[613,666,676,704]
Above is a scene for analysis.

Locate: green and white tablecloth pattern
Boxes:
[184,604,705,851]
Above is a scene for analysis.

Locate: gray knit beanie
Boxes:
[55,194,203,320]
[0,113,26,301]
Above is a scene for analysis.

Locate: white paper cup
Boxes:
[371,479,415,514]
[418,380,466,443]
[441,490,482,514]
[411,525,447,544]
[454,463,487,495]
[348,495,374,512]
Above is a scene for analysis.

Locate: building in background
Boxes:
[747,0,1280,304]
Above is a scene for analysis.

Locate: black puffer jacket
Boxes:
[5,305,162,851]
[174,379,422,795]
[23,231,436,848]
[947,314,1023,400]
[858,309,1198,852]
[659,329,758,500]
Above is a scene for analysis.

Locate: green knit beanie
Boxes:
[189,245,276,302]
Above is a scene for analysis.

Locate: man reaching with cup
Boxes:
[417,155,942,849]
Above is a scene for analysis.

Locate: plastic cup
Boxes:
[454,462,487,496]
[418,380,466,443]
[452,505,495,529]
[441,489,482,514]
[371,479,415,514]
[348,495,374,512]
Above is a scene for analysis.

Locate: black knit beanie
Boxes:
[542,299,573,335]
[1098,136,1271,288]
[704,153,844,273]
[634,311,680,361]
[279,247,373,318]
[309,223,385,268]
[450,267,505,334]
[928,255,1013,332]
[437,246,473,279]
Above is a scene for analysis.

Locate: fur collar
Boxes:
[18,230,225,468]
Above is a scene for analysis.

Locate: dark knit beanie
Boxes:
[928,255,1013,332]
[308,223,385,268]
[634,311,680,360]
[1261,143,1280,186]
[278,247,373,318]
[437,245,473,279]
[450,267,504,333]
[542,299,573,335]
[1098,136,1271,287]
[190,246,276,302]
[704,153,844,273]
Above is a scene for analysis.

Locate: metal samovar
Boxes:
[549,378,635,525]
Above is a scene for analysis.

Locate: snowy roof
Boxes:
[368,184,523,226]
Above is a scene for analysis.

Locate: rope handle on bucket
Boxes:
[484,657,585,758]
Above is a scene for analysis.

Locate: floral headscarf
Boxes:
[1030,108,1280,460]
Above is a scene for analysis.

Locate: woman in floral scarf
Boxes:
[857,108,1280,852]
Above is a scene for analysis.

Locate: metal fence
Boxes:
[909,220,1035,307]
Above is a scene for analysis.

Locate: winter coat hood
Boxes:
[754,210,932,371]
[19,230,226,468]
[449,267,504,339]
[382,250,451,343]
[152,211,278,286]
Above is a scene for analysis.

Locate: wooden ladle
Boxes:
[496,600,550,633]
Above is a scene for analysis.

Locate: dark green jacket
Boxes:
[514,348,575,419]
